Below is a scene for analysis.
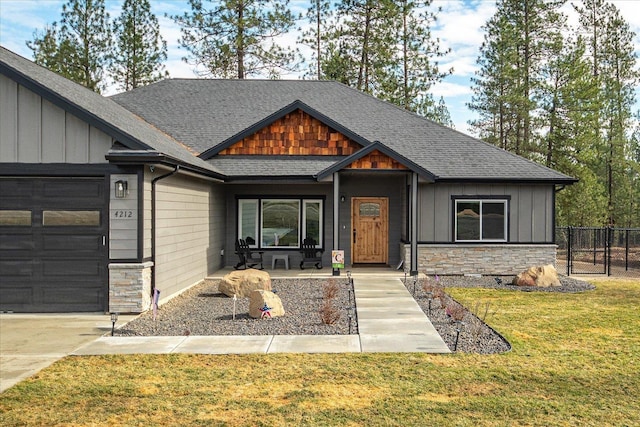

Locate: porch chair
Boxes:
[234,239,264,270]
[299,237,323,269]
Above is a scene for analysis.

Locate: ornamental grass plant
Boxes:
[1,278,638,426]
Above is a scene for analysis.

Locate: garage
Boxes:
[0,177,108,312]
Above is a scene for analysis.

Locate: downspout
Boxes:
[151,165,180,299]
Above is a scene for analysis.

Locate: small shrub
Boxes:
[319,300,341,325]
[323,279,339,300]
[468,301,494,340]
[446,302,466,322]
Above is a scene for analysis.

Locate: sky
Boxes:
[0,0,639,134]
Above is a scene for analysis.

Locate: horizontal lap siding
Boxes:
[419,183,554,243]
[155,175,224,299]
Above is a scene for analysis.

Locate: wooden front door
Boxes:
[352,197,388,264]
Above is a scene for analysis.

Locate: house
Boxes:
[0,47,576,313]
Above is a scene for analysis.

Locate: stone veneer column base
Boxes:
[108,262,154,313]
[400,244,557,276]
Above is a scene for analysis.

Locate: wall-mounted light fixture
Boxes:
[340,194,346,203]
[115,180,128,199]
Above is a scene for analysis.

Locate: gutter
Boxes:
[150,165,180,299]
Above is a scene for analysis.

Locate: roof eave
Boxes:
[106,150,227,181]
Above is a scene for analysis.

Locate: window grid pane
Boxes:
[0,210,31,226]
[455,200,507,242]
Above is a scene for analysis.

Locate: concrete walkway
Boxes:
[72,275,450,356]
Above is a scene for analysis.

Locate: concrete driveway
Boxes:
[0,313,135,393]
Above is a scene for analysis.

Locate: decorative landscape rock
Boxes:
[219,269,272,298]
[512,264,561,287]
[249,290,285,319]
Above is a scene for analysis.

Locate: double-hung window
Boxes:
[237,197,323,249]
[454,198,508,242]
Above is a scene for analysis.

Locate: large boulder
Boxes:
[219,269,272,298]
[513,264,561,287]
[249,290,285,319]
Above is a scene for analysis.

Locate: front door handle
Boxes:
[353,228,357,244]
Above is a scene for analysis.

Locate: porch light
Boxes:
[340,194,346,203]
[115,180,128,198]
[110,312,119,336]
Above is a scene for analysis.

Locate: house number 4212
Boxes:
[114,210,133,218]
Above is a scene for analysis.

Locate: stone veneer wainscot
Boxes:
[400,244,557,276]
[108,262,153,313]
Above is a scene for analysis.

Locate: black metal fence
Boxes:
[555,227,640,277]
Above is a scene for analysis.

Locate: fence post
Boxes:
[607,227,612,276]
[567,226,572,276]
[625,229,630,272]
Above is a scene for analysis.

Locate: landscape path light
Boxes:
[110,312,119,336]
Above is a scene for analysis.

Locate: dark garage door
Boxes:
[0,177,108,312]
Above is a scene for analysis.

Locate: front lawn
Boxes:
[1,278,638,426]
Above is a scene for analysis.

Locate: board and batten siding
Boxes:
[418,183,555,243]
[150,172,225,300]
[0,74,112,163]
[109,174,138,260]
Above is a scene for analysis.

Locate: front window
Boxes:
[455,199,507,242]
[262,199,300,247]
[238,197,323,249]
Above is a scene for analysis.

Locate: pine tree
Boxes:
[171,0,299,79]
[573,0,639,226]
[27,0,112,93]
[469,0,565,157]
[384,0,451,112]
[298,0,332,79]
[111,0,168,91]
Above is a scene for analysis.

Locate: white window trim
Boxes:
[237,197,324,249]
[454,199,508,242]
[302,199,323,248]
[238,199,258,247]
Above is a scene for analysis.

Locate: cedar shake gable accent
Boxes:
[199,100,371,159]
[317,141,436,182]
[216,109,361,156]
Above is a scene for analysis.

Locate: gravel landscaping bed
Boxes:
[118,274,594,354]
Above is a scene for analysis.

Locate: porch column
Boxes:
[410,172,418,276]
[333,172,340,276]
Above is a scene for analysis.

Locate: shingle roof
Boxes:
[111,79,575,183]
[0,47,222,177]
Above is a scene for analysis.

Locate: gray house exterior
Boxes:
[0,47,576,313]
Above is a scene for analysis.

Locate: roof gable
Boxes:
[216,108,362,156]
[318,141,436,181]
[0,47,223,178]
[199,100,370,159]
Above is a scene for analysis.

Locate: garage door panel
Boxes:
[0,260,34,276]
[41,180,105,203]
[42,287,103,305]
[0,180,33,199]
[0,233,35,251]
[42,234,102,252]
[42,259,102,277]
[0,286,33,305]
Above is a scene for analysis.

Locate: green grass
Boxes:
[1,278,638,426]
